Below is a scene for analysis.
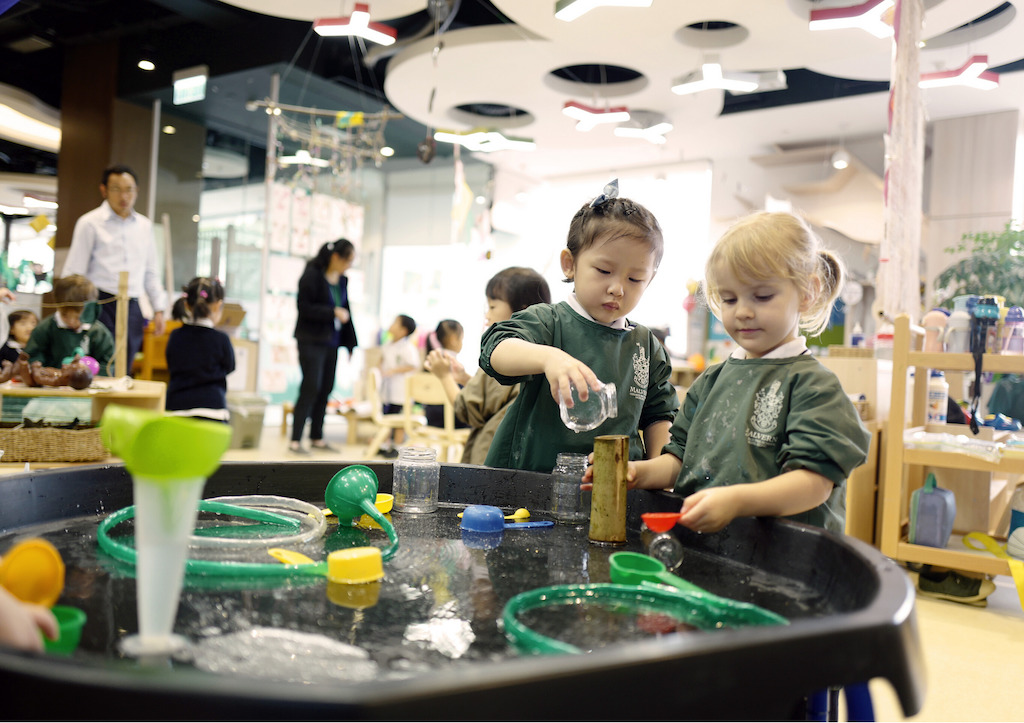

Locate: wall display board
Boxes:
[260,182,365,403]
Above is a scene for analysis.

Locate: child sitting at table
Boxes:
[585,211,870,534]
[25,275,114,373]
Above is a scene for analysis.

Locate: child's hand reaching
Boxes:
[0,586,57,652]
[580,454,679,492]
[541,348,601,407]
[677,487,741,534]
[581,455,639,490]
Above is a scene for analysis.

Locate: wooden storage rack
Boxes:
[879,314,1023,578]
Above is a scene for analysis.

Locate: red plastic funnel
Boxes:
[642,512,681,534]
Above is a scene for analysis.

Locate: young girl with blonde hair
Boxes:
[588,211,870,534]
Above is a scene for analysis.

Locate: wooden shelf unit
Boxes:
[879,314,1022,578]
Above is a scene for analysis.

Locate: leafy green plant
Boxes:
[933,222,1024,308]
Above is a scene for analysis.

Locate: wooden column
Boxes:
[115,271,129,378]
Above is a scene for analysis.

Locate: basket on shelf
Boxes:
[0,422,109,463]
[848,398,870,421]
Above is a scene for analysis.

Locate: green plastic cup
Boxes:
[43,605,87,655]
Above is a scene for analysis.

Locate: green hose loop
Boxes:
[502,583,787,655]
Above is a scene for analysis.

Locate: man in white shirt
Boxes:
[62,165,168,373]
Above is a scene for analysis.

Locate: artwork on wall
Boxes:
[260,187,364,401]
[269,183,291,252]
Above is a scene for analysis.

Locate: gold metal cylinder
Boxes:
[589,434,628,545]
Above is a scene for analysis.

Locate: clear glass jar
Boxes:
[639,522,684,571]
[550,452,590,523]
[393,446,439,513]
[558,381,618,432]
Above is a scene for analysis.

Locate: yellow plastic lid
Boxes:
[0,538,66,607]
[327,547,383,584]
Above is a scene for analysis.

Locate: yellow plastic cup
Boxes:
[326,547,383,584]
[43,605,87,655]
[374,493,394,514]
[0,538,65,607]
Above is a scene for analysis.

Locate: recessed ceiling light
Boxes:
[380,146,395,157]
[162,125,176,135]
[138,60,155,71]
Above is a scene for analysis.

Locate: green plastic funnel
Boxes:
[325,465,399,561]
[100,404,231,480]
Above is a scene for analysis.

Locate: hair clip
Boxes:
[589,178,619,208]
[199,290,208,299]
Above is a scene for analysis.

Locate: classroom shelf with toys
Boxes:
[878,314,1024,578]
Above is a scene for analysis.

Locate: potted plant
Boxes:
[933,222,1024,308]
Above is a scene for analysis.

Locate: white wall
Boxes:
[377,160,714,366]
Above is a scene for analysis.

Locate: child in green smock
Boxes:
[585,211,870,534]
[479,180,678,473]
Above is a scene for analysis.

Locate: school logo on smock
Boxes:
[747,380,783,447]
[629,343,648,401]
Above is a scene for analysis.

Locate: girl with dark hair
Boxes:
[426,267,551,464]
[290,239,358,453]
[478,180,678,472]
[165,276,235,422]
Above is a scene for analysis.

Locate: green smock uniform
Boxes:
[663,354,871,533]
[25,308,115,372]
[480,302,678,473]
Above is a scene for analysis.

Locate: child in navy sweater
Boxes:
[0,309,38,365]
[165,277,235,422]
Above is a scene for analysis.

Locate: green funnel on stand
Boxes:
[100,404,231,656]
[101,404,231,479]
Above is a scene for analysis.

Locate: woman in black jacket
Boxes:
[290,239,357,453]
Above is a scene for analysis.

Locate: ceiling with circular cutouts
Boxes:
[213,0,1024,179]
[2,0,1022,185]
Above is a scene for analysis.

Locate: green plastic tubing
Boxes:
[502,582,787,656]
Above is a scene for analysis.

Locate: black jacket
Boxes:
[293,263,357,353]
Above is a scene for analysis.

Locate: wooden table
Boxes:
[0,378,167,422]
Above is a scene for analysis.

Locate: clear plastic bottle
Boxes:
[1001,306,1024,355]
[392,446,439,513]
[550,452,590,523]
[640,523,684,571]
[874,322,894,359]
[850,323,864,348]
[926,370,948,424]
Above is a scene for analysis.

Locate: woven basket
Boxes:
[0,424,109,463]
[828,346,875,358]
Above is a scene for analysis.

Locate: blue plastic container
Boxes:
[909,473,956,548]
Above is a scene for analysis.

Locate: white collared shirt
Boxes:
[566,292,632,330]
[55,310,92,332]
[62,200,168,311]
[730,336,809,360]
